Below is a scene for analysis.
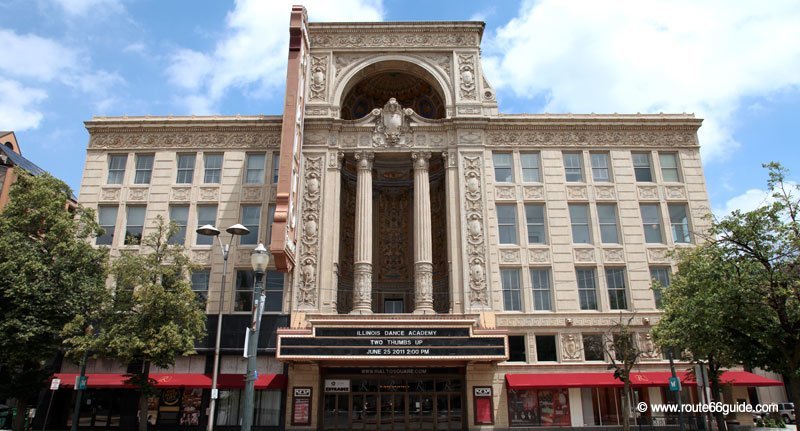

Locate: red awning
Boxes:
[505,371,783,389]
[52,373,286,389]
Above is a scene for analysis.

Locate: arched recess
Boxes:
[333,56,452,120]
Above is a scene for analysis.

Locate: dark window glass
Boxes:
[97,206,118,245]
[583,334,604,361]
[535,335,557,361]
[124,206,146,245]
[508,335,526,362]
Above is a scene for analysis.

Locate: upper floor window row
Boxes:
[493,152,542,183]
[106,152,281,185]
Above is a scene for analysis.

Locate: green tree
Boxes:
[655,163,800,419]
[65,216,206,431]
[0,173,108,431]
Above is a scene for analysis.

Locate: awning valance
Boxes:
[52,373,286,389]
[505,371,782,389]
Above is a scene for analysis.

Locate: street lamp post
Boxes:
[196,223,249,431]
[241,243,269,431]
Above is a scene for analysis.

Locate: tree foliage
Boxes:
[602,314,645,431]
[64,215,206,431]
[0,173,108,429]
[654,163,800,421]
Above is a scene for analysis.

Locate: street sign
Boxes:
[75,375,88,390]
[50,378,61,390]
[668,376,681,391]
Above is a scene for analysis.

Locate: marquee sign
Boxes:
[277,326,507,361]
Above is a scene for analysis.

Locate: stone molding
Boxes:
[296,154,324,310]
[463,155,489,308]
[88,130,280,150]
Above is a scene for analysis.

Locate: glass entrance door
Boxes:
[323,394,349,431]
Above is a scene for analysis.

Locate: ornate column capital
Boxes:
[355,151,374,171]
[411,151,431,170]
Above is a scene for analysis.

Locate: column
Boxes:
[351,151,374,314]
[412,151,435,314]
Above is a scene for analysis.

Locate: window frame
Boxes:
[496,204,518,245]
[582,334,605,361]
[124,205,146,246]
[508,335,527,362]
[576,268,598,310]
[271,151,281,184]
[107,154,127,184]
[168,205,190,245]
[133,154,154,185]
[668,204,691,244]
[650,266,671,309]
[632,152,653,182]
[640,204,664,244]
[176,153,196,184]
[535,335,558,362]
[597,204,620,244]
[590,152,612,182]
[530,268,552,311]
[493,152,514,183]
[524,203,547,244]
[605,267,628,310]
[240,204,262,245]
[245,153,267,184]
[520,152,541,182]
[501,268,522,311]
[97,206,118,245]
[563,152,584,182]
[196,205,218,246]
[263,270,285,313]
[191,269,210,303]
[659,153,681,182]
[569,204,592,244]
[203,153,223,184]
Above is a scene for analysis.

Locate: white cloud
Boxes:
[483,0,800,161]
[0,78,48,131]
[713,181,799,218]
[166,0,384,113]
[0,29,77,81]
[50,0,123,18]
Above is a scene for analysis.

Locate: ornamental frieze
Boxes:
[462,155,489,308]
[295,154,324,310]
[486,130,697,147]
[310,32,477,49]
[89,131,280,150]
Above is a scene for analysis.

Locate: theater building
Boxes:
[59,7,783,431]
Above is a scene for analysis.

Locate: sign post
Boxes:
[42,379,60,430]
[669,376,681,392]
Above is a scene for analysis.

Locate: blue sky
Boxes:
[1,0,799,216]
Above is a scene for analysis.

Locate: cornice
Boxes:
[308,21,483,49]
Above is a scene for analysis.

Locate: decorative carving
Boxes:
[458,54,476,100]
[241,186,262,202]
[171,187,191,201]
[637,185,659,200]
[494,185,516,200]
[296,155,323,309]
[128,187,148,201]
[463,155,488,307]
[566,185,588,200]
[457,106,481,115]
[414,262,434,309]
[199,187,218,201]
[562,334,581,361]
[371,98,414,147]
[639,333,660,359]
[528,248,550,264]
[522,186,544,200]
[418,53,452,76]
[378,187,409,279]
[665,185,687,200]
[89,131,280,150]
[310,32,477,49]
[305,106,330,116]
[486,130,698,148]
[192,249,211,263]
[309,55,328,101]
[334,54,367,77]
[328,151,344,169]
[100,188,120,201]
[458,130,482,144]
[603,248,625,263]
[647,248,670,263]
[594,185,616,200]
[500,249,520,264]
[574,248,595,263]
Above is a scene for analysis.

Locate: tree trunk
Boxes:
[138,361,151,431]
[709,371,727,431]
[789,373,800,426]
[622,380,631,431]
[10,398,27,431]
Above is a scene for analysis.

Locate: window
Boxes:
[569,204,591,244]
[204,154,223,183]
[525,204,546,244]
[264,270,284,312]
[133,154,154,184]
[535,335,557,361]
[591,153,611,182]
[272,152,280,183]
[384,299,404,313]
[196,205,217,245]
[632,152,653,182]
[508,335,526,362]
[650,267,671,309]
[640,204,663,243]
[216,390,281,426]
[563,152,583,182]
[176,154,196,184]
[169,205,189,245]
[501,269,522,311]
[235,270,254,312]
[107,155,127,184]
[669,204,691,243]
[530,268,552,311]
[606,268,628,310]
[520,152,541,182]
[191,269,210,303]
[583,334,605,361]
[576,268,598,310]
[508,388,570,427]
[240,205,261,245]
[496,205,518,244]
[493,153,513,182]
[265,205,276,243]
[124,206,146,245]
[597,204,619,244]
[97,206,118,245]
[245,153,266,184]
[659,153,680,182]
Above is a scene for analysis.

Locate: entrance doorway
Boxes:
[322,371,464,430]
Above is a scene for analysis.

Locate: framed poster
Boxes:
[291,387,312,426]
[473,386,494,425]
